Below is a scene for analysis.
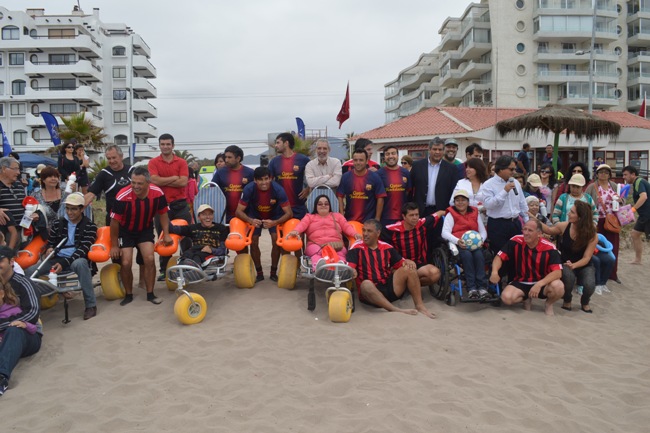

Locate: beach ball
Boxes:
[461,230,483,251]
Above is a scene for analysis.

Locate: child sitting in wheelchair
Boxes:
[442,189,489,300]
[169,204,228,268]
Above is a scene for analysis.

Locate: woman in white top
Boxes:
[450,158,488,207]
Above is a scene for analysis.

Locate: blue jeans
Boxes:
[0,327,42,379]
[27,257,96,308]
[458,248,487,291]
[591,252,615,286]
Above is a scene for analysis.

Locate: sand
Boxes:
[2,234,649,433]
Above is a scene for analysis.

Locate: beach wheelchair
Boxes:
[429,240,500,307]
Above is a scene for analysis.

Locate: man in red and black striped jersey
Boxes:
[110,166,173,306]
[347,219,436,319]
[382,202,443,287]
[490,219,564,316]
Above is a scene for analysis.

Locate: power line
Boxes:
[155,90,382,100]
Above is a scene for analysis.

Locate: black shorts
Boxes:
[253,226,277,236]
[118,226,155,248]
[508,281,548,300]
[634,215,650,235]
[360,274,401,305]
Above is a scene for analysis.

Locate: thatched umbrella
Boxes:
[495,104,621,173]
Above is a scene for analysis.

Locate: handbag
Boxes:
[597,186,621,233]
[616,204,636,226]
[324,214,344,251]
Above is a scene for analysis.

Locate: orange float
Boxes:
[225,217,255,252]
[88,226,111,263]
[346,220,364,245]
[154,219,189,257]
[15,235,47,269]
[276,218,302,252]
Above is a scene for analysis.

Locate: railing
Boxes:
[29,34,102,48]
[629,51,650,58]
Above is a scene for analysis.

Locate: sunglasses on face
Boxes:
[317,202,329,206]
[66,146,74,149]
[572,169,582,173]
[401,162,410,165]
[541,170,551,174]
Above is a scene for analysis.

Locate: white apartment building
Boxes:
[385,0,650,123]
[0,6,157,152]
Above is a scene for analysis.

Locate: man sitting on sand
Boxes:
[347,219,435,318]
[489,219,564,316]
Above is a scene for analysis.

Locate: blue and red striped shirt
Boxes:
[268,152,310,218]
[377,166,411,224]
[337,170,386,223]
[213,165,254,221]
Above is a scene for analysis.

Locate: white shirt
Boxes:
[441,208,488,245]
[476,175,529,221]
[450,178,482,207]
[426,160,441,207]
[305,157,342,189]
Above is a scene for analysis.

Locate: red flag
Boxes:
[336,82,350,128]
[639,96,646,118]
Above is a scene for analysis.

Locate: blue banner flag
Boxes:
[130,141,136,165]
[40,112,61,145]
[0,122,12,157]
[296,117,306,139]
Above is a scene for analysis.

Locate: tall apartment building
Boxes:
[385,0,649,124]
[0,6,156,152]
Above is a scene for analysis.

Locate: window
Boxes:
[114,135,128,145]
[0,54,3,66]
[537,42,549,53]
[561,43,576,53]
[538,85,550,101]
[114,111,127,123]
[48,53,75,65]
[537,63,549,75]
[0,104,4,117]
[31,104,39,115]
[0,81,3,94]
[515,0,525,9]
[29,54,38,64]
[12,80,26,95]
[2,26,19,40]
[561,64,577,76]
[113,67,127,79]
[30,79,38,89]
[112,46,126,56]
[32,129,40,141]
[9,53,24,65]
[516,43,526,53]
[49,78,76,90]
[10,103,25,116]
[113,89,127,100]
[50,103,77,115]
[29,29,37,38]
[13,130,27,146]
[47,28,75,39]
[630,151,649,174]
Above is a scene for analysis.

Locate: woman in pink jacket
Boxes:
[288,195,361,269]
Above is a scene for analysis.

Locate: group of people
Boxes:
[0,133,648,397]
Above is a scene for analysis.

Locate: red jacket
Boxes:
[446,206,479,239]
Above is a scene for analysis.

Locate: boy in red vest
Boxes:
[441,189,488,299]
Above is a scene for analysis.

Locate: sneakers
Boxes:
[157,272,165,282]
[147,293,162,305]
[269,274,278,282]
[478,289,490,299]
[83,306,97,320]
[256,274,264,282]
[0,375,8,396]
[468,290,480,299]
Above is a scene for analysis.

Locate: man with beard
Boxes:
[377,145,410,225]
[305,138,342,189]
[212,145,254,223]
[337,149,386,223]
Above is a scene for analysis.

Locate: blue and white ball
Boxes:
[461,230,483,251]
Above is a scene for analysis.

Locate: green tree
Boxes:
[174,149,197,164]
[292,134,314,157]
[88,156,108,182]
[57,113,107,150]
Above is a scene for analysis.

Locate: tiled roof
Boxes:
[359,107,650,140]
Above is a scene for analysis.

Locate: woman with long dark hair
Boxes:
[537,163,557,211]
[57,140,81,184]
[450,157,488,206]
[542,201,598,313]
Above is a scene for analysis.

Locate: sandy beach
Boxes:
[2,234,649,433]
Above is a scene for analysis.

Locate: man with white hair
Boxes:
[0,157,26,249]
[305,138,342,189]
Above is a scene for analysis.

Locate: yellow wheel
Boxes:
[328,290,352,323]
[100,263,125,300]
[277,254,298,289]
[174,292,207,325]
[40,293,59,310]
[234,253,256,288]
[166,256,180,291]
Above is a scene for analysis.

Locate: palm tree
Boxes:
[88,157,108,182]
[292,135,314,157]
[57,113,107,150]
[173,149,197,164]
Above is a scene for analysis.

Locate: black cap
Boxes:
[0,246,16,260]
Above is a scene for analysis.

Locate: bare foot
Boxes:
[631,261,642,265]
[545,302,555,316]
[394,308,418,316]
[416,304,436,319]
[523,298,532,311]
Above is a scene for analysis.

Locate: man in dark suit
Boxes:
[409,137,460,257]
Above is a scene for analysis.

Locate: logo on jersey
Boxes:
[293,165,299,172]
[242,178,249,184]
[270,199,277,205]
[365,184,373,191]
[402,177,408,183]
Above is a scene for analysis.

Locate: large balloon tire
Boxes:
[100,263,125,300]
[328,290,353,323]
[40,293,59,310]
[166,256,180,291]
[277,255,298,289]
[234,254,256,289]
[430,247,450,301]
[174,292,207,325]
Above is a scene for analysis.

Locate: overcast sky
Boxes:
[4,1,468,156]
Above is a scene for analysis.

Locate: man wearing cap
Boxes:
[443,138,463,166]
[110,166,172,305]
[516,143,531,177]
[25,192,98,320]
[305,138,342,189]
[0,245,42,396]
[551,173,598,225]
[477,155,529,257]
[169,204,228,267]
[0,157,27,249]
[622,165,650,265]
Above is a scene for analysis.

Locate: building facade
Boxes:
[385,0,650,123]
[0,6,156,152]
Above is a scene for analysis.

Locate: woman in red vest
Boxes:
[442,189,489,299]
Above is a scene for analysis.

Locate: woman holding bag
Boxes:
[288,195,361,269]
[585,164,622,285]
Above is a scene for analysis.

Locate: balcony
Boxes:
[132,55,157,79]
[439,28,462,51]
[24,59,102,82]
[459,39,491,60]
[534,70,618,84]
[24,84,102,105]
[439,88,463,105]
[8,34,103,58]
[398,65,438,91]
[534,49,619,64]
[534,0,617,14]
[626,72,650,86]
[460,80,491,97]
[628,32,650,47]
[133,120,157,138]
[132,34,152,57]
[132,98,158,118]
[459,60,492,81]
[439,67,463,87]
[132,77,157,98]
[556,94,619,108]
